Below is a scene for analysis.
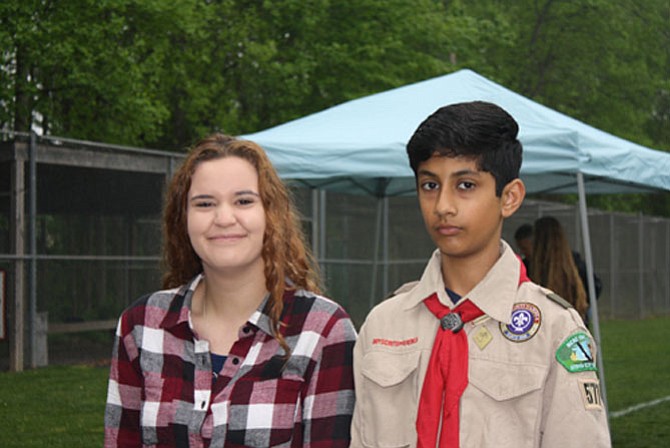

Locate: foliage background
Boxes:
[1,0,668,214]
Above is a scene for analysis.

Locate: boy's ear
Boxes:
[501,178,525,218]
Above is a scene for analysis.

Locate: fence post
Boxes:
[318,189,327,271]
[667,221,670,312]
[34,311,48,367]
[609,214,616,319]
[29,132,38,368]
[311,189,319,258]
[638,213,645,319]
[9,146,25,372]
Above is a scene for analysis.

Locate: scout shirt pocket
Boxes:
[360,350,422,448]
[465,358,548,447]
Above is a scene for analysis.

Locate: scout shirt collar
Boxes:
[461,240,521,324]
[402,240,520,324]
[402,250,451,311]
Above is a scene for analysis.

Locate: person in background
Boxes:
[514,223,534,272]
[531,216,598,325]
[351,101,610,447]
[516,218,602,326]
[104,133,356,447]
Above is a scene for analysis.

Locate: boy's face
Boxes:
[417,154,521,261]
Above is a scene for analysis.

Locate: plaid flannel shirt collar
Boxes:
[162,273,274,336]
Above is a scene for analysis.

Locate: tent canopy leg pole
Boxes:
[577,172,609,418]
[382,196,389,298]
[369,198,383,309]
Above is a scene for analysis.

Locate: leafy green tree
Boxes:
[450,0,669,216]
[2,0,494,148]
[187,0,462,137]
[1,0,667,163]
[454,0,669,151]
[0,0,204,145]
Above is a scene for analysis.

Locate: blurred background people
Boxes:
[514,223,534,272]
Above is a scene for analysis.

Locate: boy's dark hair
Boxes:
[406,101,522,196]
[514,223,533,241]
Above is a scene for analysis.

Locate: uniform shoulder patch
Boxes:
[556,332,597,373]
[499,302,542,342]
[546,292,573,309]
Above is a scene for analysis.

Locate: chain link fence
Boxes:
[1,134,668,370]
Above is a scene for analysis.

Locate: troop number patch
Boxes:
[500,302,541,342]
[579,379,603,410]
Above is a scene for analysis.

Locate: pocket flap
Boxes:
[362,351,421,388]
[469,358,547,401]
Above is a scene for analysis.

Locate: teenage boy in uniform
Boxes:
[351,101,611,448]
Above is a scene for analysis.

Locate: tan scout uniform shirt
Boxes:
[351,241,611,448]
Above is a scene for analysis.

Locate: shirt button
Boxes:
[242,326,251,334]
[232,357,240,365]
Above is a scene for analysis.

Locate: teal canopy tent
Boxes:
[242,69,670,415]
[243,69,670,197]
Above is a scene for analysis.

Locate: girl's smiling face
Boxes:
[187,156,266,276]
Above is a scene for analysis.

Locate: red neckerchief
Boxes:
[416,257,530,448]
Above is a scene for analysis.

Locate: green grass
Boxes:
[0,317,668,447]
[0,364,108,447]
[600,317,670,447]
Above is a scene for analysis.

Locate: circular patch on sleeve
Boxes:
[499,302,541,342]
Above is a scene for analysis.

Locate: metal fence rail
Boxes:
[1,133,668,371]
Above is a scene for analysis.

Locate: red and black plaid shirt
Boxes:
[104,275,356,447]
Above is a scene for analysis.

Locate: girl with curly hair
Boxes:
[105,134,355,447]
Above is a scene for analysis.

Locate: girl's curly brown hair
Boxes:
[162,133,321,353]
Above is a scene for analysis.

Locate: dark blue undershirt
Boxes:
[446,288,462,305]
[211,353,227,376]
